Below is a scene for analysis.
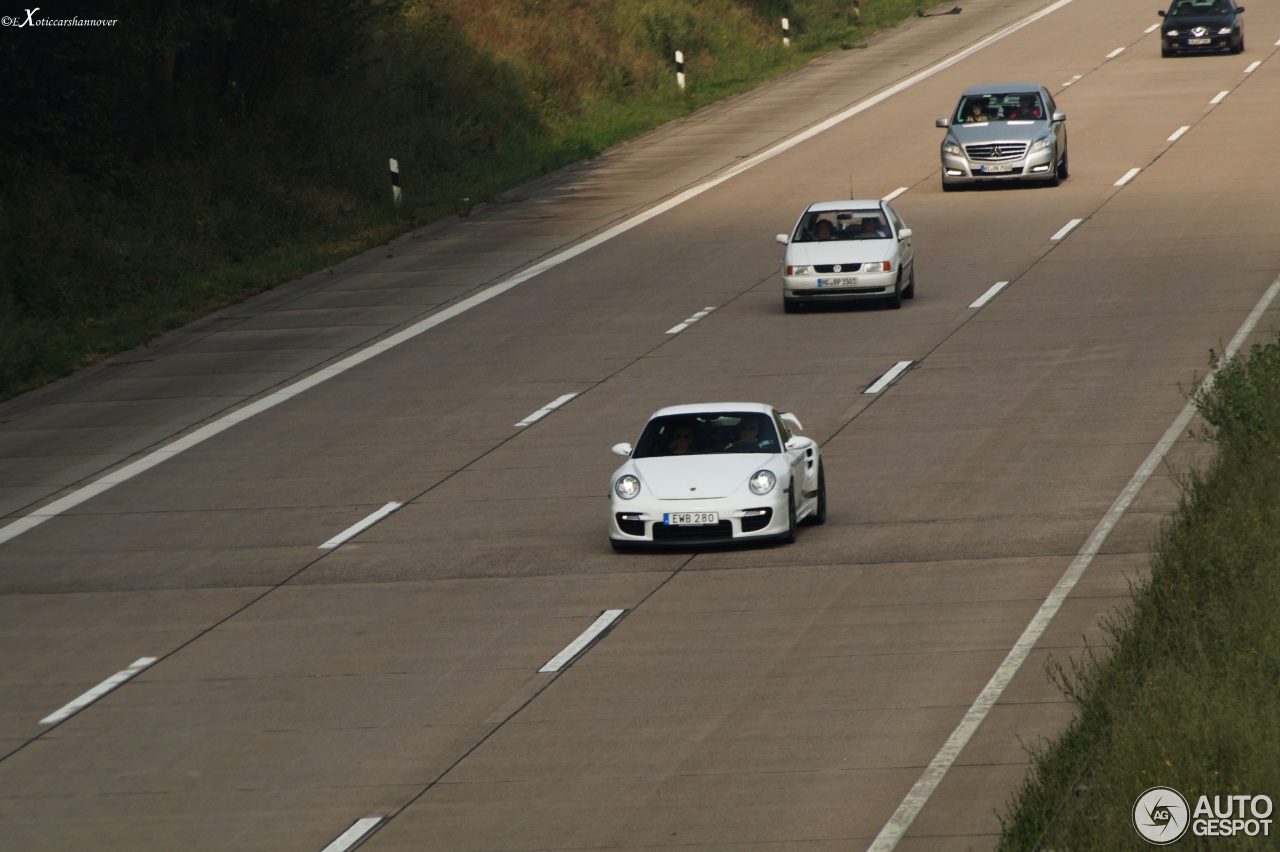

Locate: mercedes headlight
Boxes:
[943,140,962,155]
[615,475,641,500]
[1030,136,1052,152]
[749,470,776,496]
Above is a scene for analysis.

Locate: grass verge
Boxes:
[998,336,1280,849]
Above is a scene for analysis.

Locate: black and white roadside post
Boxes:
[852,0,861,24]
[674,50,685,90]
[782,17,790,46]
[389,158,402,206]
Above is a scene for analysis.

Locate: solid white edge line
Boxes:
[539,609,626,673]
[969,281,1010,309]
[516,393,579,427]
[1168,125,1191,143]
[1210,90,1229,104]
[1115,167,1142,187]
[1245,61,1261,74]
[0,0,1081,550]
[321,818,383,852]
[864,361,913,395]
[867,273,1280,852]
[1050,219,1083,241]
[882,187,909,202]
[318,502,402,550]
[1106,47,1125,59]
[40,657,158,725]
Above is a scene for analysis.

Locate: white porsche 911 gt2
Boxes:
[608,402,825,550]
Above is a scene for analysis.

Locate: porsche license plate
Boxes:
[1188,37,1211,45]
[981,164,1014,173]
[664,512,718,526]
[818,277,857,288]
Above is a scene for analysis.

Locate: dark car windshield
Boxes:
[1166,0,1233,16]
[792,209,889,243]
[633,412,780,458]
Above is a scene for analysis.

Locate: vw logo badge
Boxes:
[833,264,842,273]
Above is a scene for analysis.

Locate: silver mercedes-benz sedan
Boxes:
[936,82,1068,191]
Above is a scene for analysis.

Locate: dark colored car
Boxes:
[1159,0,1245,56]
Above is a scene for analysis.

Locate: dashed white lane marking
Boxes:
[1115,168,1142,187]
[321,818,382,852]
[868,272,1280,851]
[1168,125,1191,143]
[1106,47,1126,59]
[1210,90,1229,105]
[1245,61,1261,74]
[319,502,402,549]
[1145,23,1160,33]
[882,187,909,202]
[969,282,1010,309]
[667,307,716,334]
[516,393,579,428]
[864,361,913,395]
[1062,74,1082,87]
[1050,219,1083,241]
[41,657,158,725]
[539,610,626,673]
[0,1,1082,549]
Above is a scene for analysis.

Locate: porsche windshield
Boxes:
[633,413,780,458]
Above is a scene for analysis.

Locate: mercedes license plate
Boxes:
[664,512,718,526]
[818,277,857,288]
[981,164,1014,173]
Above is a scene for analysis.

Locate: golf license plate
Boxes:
[664,512,718,526]
[1188,37,1211,45]
[818,277,857,288]
[981,164,1014,174]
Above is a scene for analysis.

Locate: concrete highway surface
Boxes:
[3,0,1280,848]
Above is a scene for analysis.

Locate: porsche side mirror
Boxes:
[611,443,633,457]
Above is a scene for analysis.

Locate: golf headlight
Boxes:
[749,470,776,495]
[1218,27,1232,35]
[1030,136,1052,152]
[1166,29,1179,36]
[943,140,962,155]
[615,475,640,500]
[787,265,812,276]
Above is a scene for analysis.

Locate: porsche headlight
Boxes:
[615,475,640,500]
[749,470,776,496]
[1030,136,1052,152]
[943,140,962,155]
[786,265,813,276]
